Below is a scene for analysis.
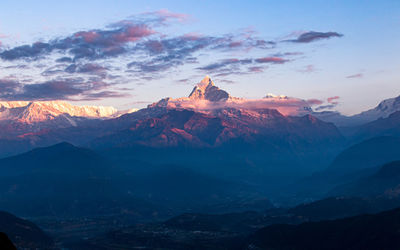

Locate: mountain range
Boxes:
[0,76,399,137]
[1,76,400,248]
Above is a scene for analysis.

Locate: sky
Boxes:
[0,0,399,115]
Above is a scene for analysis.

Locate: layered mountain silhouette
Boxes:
[329,160,400,198]
[1,76,400,249]
[287,136,400,201]
[353,111,400,140]
[0,142,162,219]
[327,136,400,174]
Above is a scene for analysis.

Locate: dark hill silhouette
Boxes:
[329,160,400,198]
[0,211,53,249]
[249,207,400,250]
[0,142,161,219]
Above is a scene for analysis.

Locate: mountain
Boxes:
[329,160,400,198]
[280,136,400,204]
[248,207,400,250]
[0,211,53,249]
[88,108,344,185]
[313,94,400,127]
[0,76,346,160]
[0,233,15,250]
[148,76,313,116]
[0,101,121,157]
[88,76,344,151]
[326,136,400,174]
[0,142,160,219]
[352,95,400,124]
[0,100,118,139]
[70,196,400,249]
[0,100,117,123]
[353,111,400,140]
[188,75,230,101]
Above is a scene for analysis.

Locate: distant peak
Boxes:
[188,76,229,102]
[198,75,214,87]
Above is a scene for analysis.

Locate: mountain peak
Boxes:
[198,75,214,87]
[188,76,229,102]
[0,100,118,124]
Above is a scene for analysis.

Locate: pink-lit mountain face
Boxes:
[0,76,345,158]
[0,101,118,138]
[149,76,313,116]
[86,77,343,152]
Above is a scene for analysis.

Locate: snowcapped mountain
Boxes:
[149,76,313,116]
[87,76,344,152]
[0,76,346,163]
[313,95,400,127]
[352,95,400,124]
[188,75,230,101]
[0,101,119,141]
[0,100,118,124]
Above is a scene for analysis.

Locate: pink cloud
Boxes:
[74,31,100,43]
[248,66,264,73]
[327,96,340,104]
[255,57,288,64]
[307,99,324,105]
[228,41,243,48]
[112,25,155,43]
[144,9,190,24]
[182,32,203,41]
[152,96,322,116]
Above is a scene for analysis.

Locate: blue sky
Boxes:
[0,0,399,115]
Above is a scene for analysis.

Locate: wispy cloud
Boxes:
[298,64,316,73]
[327,96,340,104]
[346,73,363,78]
[255,56,288,64]
[285,31,343,43]
[314,96,340,111]
[0,77,126,101]
[0,10,343,102]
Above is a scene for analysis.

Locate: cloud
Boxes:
[196,55,290,76]
[314,104,337,111]
[0,11,343,102]
[346,73,363,78]
[286,31,343,43]
[0,10,190,62]
[153,95,322,116]
[314,96,340,111]
[0,77,124,101]
[327,96,340,104]
[0,23,155,61]
[65,63,108,76]
[307,99,324,105]
[298,65,315,73]
[255,56,288,64]
[248,66,264,73]
[196,58,252,71]
[143,9,190,24]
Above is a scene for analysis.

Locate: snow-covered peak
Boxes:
[188,76,229,101]
[0,100,118,124]
[198,75,214,87]
[351,95,400,123]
